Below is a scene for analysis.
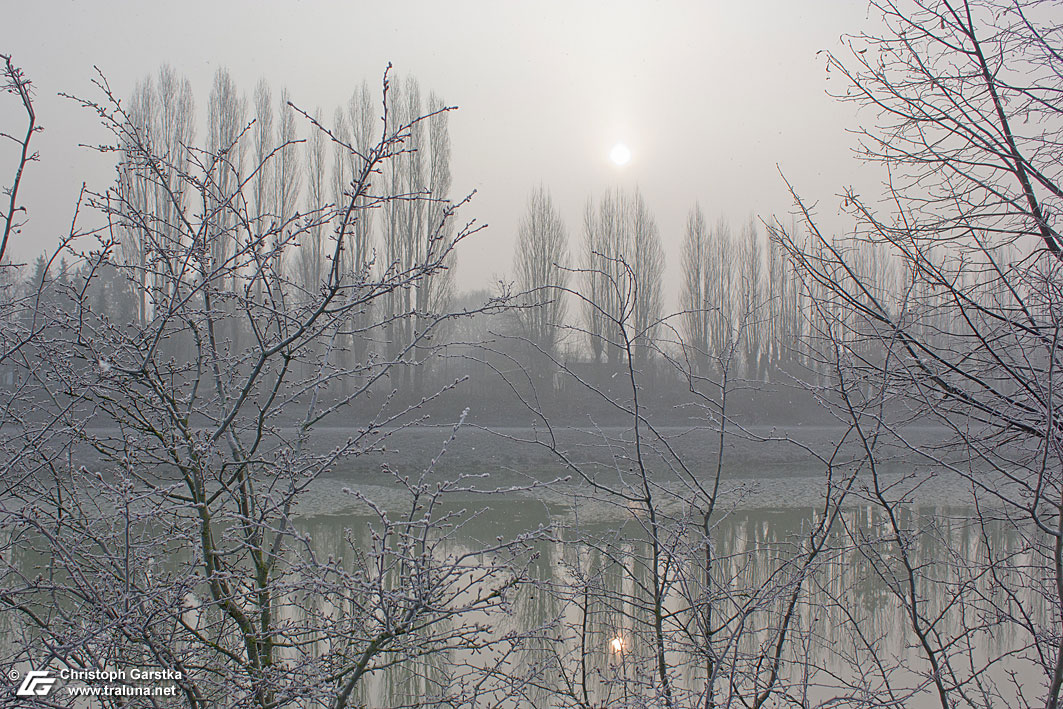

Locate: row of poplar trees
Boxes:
[112,66,453,396]
[83,65,906,392]
[511,185,865,383]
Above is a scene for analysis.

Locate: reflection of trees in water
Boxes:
[262,514,451,707]
[483,503,1036,708]
[262,502,1053,706]
[191,503,1047,706]
[2,499,1040,706]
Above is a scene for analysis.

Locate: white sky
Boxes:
[2,1,883,306]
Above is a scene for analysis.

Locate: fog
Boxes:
[2,2,1061,708]
[3,0,878,300]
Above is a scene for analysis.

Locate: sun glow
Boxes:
[610,635,625,653]
[609,143,631,166]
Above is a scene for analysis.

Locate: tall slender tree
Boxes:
[251,79,274,235]
[206,68,247,291]
[582,186,663,371]
[381,76,454,395]
[739,216,764,379]
[630,189,664,370]
[345,82,377,278]
[681,203,711,376]
[513,185,569,372]
[274,88,301,240]
[300,107,327,293]
[118,65,194,324]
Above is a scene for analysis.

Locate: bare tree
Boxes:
[344,81,377,279]
[115,65,195,325]
[117,74,155,323]
[381,76,455,397]
[772,1,1063,706]
[251,78,274,239]
[581,186,664,373]
[766,218,806,377]
[738,216,764,380]
[680,212,742,379]
[709,218,737,371]
[630,189,664,372]
[0,54,37,266]
[299,107,327,293]
[1,67,537,709]
[486,252,856,709]
[681,203,712,377]
[206,67,247,308]
[0,53,45,487]
[581,198,608,367]
[345,83,378,381]
[513,185,569,377]
[414,91,454,390]
[274,88,301,250]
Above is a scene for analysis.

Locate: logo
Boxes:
[16,670,56,697]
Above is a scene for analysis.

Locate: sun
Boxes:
[609,143,631,166]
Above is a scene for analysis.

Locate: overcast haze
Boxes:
[6,3,1063,705]
[4,1,880,301]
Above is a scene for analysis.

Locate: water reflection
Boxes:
[288,500,1043,708]
[2,493,1048,708]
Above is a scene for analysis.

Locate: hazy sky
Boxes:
[2,1,882,305]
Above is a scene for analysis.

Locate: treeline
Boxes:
[506,186,920,394]
[14,65,458,406]
[16,64,926,421]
